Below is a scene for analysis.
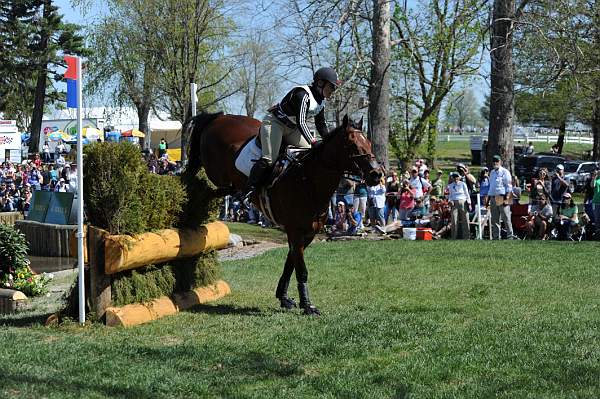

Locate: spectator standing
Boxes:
[67,165,78,193]
[487,155,514,240]
[353,180,368,229]
[33,153,42,168]
[592,169,600,234]
[27,166,42,191]
[422,169,432,212]
[398,180,415,220]
[550,164,569,215]
[430,170,444,198]
[512,176,522,204]
[447,172,471,239]
[55,178,68,192]
[367,178,386,227]
[55,153,66,170]
[42,141,51,163]
[385,171,400,223]
[158,138,168,157]
[409,166,432,200]
[56,140,65,156]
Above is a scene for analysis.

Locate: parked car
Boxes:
[515,155,566,183]
[564,161,599,192]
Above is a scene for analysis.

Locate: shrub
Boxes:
[84,142,187,234]
[0,224,50,296]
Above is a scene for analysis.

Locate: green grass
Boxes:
[1,240,600,398]
[226,221,288,244]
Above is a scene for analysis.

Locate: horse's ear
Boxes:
[358,116,364,131]
[343,114,349,128]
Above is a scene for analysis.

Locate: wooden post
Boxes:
[87,226,112,321]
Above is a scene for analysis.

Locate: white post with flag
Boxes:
[190,82,197,116]
[65,54,85,325]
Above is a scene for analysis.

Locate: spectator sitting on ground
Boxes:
[431,198,452,239]
[526,196,553,239]
[345,203,362,235]
[409,198,426,220]
[0,189,15,212]
[333,201,347,232]
[556,193,578,240]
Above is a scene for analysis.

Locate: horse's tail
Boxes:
[184,111,224,176]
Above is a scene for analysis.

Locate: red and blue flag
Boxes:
[64,55,78,108]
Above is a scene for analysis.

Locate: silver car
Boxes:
[564,161,599,192]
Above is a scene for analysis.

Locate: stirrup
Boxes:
[302,304,320,316]
[279,297,297,310]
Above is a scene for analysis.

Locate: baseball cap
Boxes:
[436,169,443,174]
[556,164,564,170]
[450,172,460,178]
[59,178,65,182]
[456,163,466,170]
[482,166,489,171]
[562,192,572,198]
[492,155,501,162]
[337,201,345,206]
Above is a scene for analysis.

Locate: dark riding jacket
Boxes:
[270,85,329,145]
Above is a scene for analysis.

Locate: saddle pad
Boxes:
[235,138,262,176]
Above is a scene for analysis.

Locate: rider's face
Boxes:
[322,82,335,99]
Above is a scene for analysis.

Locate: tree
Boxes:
[151,0,237,161]
[390,0,487,164]
[29,0,87,152]
[487,0,532,172]
[368,0,391,169]
[0,0,85,139]
[86,0,164,148]
[234,33,279,118]
[444,88,482,132]
[513,0,600,160]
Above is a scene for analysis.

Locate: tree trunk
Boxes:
[426,110,440,168]
[487,0,515,172]
[29,0,52,154]
[556,119,566,155]
[137,104,151,150]
[368,0,391,170]
[593,91,600,161]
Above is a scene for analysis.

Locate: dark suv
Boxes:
[515,155,566,182]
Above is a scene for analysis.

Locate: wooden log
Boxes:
[0,289,27,314]
[87,226,111,320]
[104,221,230,274]
[104,280,230,327]
[173,280,231,310]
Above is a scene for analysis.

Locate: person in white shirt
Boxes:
[367,178,386,227]
[409,167,432,199]
[447,172,471,239]
[487,154,514,239]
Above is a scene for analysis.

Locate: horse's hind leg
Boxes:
[275,251,297,309]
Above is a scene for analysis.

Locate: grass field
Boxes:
[1,236,599,398]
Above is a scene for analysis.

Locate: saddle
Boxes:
[234,136,310,187]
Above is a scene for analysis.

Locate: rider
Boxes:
[244,67,340,197]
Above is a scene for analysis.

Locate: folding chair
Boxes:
[510,204,530,239]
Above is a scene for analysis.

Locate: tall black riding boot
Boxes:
[298,282,320,315]
[244,157,271,198]
[276,278,296,310]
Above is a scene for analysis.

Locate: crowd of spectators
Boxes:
[1,142,79,215]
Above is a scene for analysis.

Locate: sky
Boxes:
[52,0,490,119]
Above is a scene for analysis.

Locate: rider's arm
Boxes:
[314,108,329,138]
[292,91,317,145]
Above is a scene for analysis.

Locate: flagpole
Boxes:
[76,56,85,325]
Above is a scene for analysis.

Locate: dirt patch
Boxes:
[217,241,285,261]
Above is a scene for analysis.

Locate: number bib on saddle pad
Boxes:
[234,137,310,179]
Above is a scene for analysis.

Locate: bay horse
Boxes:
[185,112,383,315]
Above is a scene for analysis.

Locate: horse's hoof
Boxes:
[280,297,297,310]
[303,305,321,316]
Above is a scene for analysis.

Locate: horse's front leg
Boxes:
[275,250,297,309]
[291,232,320,316]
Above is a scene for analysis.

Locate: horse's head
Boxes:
[331,114,383,186]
